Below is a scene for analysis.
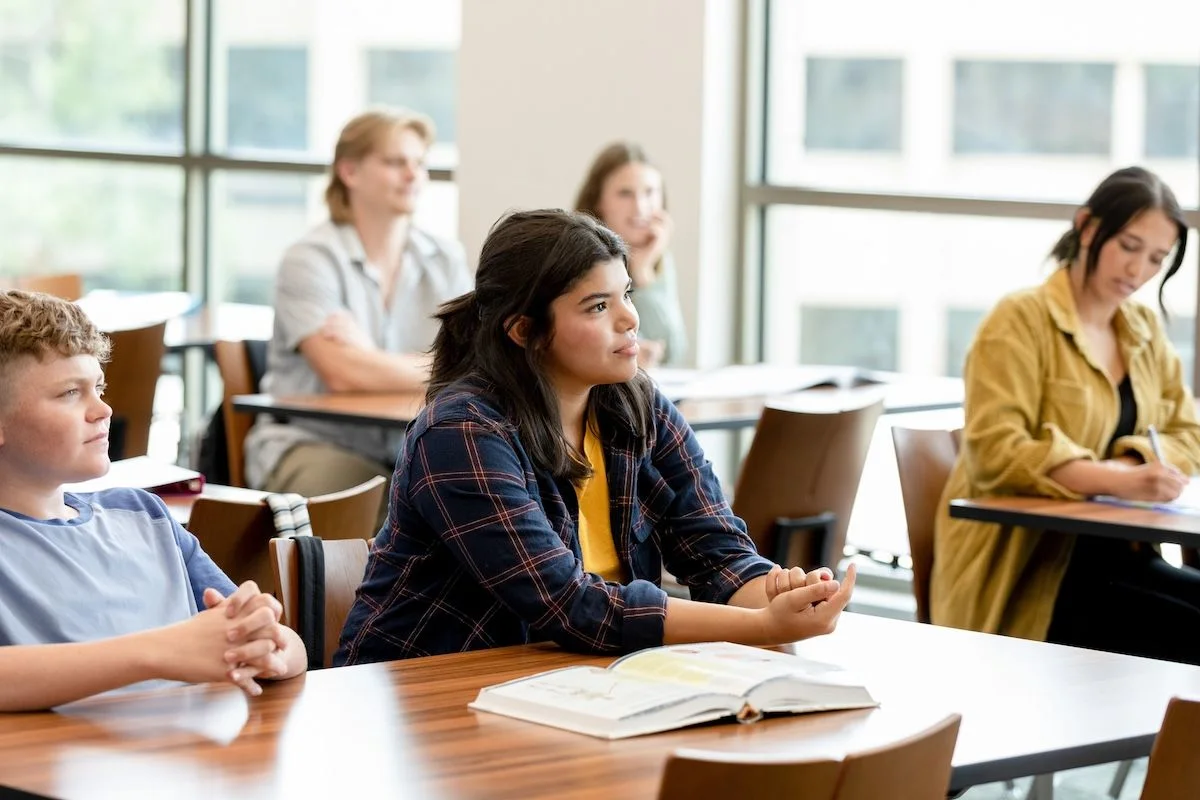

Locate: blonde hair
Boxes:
[324,108,436,224]
[0,290,110,402]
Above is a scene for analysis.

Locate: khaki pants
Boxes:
[264,442,393,529]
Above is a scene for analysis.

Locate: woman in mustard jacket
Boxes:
[932,166,1200,665]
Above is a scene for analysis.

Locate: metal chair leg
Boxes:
[1108,759,1134,798]
[1024,774,1054,800]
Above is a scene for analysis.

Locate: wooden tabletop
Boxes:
[233,391,426,427]
[233,376,963,433]
[2,613,1196,799]
[949,495,1200,549]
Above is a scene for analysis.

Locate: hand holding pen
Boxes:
[1148,424,1166,463]
[1115,424,1187,502]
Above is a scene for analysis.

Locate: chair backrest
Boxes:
[103,321,168,460]
[270,537,370,668]
[16,273,84,301]
[1140,696,1200,800]
[187,475,386,589]
[835,713,961,799]
[212,339,267,488]
[732,395,884,569]
[305,475,387,542]
[658,713,961,800]
[890,427,961,624]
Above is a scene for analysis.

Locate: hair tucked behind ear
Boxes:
[1051,166,1188,316]
[428,210,655,482]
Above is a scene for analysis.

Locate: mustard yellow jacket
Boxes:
[931,268,1200,641]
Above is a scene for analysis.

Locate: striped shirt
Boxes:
[335,383,773,663]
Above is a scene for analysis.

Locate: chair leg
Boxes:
[1108,759,1134,798]
[1023,774,1054,800]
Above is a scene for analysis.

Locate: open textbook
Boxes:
[649,364,884,403]
[469,642,878,740]
[1094,476,1200,515]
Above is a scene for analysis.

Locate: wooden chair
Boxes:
[270,537,370,668]
[1139,696,1200,800]
[103,320,168,460]
[732,394,884,570]
[890,427,961,624]
[658,713,961,800]
[212,339,269,487]
[187,475,386,590]
[16,273,84,301]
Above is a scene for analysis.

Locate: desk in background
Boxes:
[949,495,1200,550]
[0,613,1195,799]
[232,371,964,434]
[76,290,274,355]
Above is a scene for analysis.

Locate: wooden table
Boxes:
[949,496,1200,549]
[232,377,964,434]
[1,613,1196,799]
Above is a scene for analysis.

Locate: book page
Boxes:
[610,643,843,698]
[479,666,720,721]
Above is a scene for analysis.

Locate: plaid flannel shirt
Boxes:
[335,384,773,663]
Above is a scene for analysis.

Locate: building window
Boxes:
[1145,64,1199,159]
[954,61,1114,155]
[226,46,309,152]
[945,308,987,378]
[799,306,899,371]
[367,49,457,146]
[804,57,902,152]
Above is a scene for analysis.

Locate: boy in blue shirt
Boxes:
[0,290,306,711]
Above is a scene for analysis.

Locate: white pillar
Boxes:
[457,0,743,368]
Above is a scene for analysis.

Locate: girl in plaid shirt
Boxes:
[336,210,854,663]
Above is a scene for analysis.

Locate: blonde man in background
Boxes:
[246,108,472,505]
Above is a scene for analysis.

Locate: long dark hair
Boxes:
[1050,166,1188,314]
[429,209,656,482]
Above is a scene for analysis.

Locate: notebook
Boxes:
[64,456,206,496]
[1093,476,1200,515]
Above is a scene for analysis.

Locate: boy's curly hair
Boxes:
[0,290,111,375]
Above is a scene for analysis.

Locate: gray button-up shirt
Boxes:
[244,221,473,488]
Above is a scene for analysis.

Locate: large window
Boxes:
[0,0,184,151]
[0,0,462,302]
[752,0,1200,558]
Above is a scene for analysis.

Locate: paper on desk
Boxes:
[648,364,877,403]
[1094,476,1200,515]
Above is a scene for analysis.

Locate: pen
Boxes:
[1148,424,1165,463]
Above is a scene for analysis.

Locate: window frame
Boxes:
[740,0,1200,387]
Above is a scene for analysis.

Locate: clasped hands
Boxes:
[160,581,293,697]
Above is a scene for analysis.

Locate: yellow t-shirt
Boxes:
[575,422,622,582]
